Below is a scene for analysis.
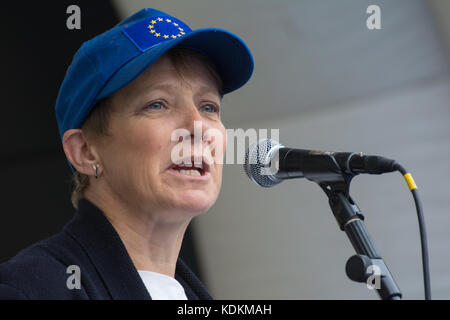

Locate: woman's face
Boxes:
[93,53,226,220]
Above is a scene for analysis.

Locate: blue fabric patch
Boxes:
[122,16,192,51]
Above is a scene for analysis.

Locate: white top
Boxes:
[137,270,188,300]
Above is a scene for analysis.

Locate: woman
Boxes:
[0,8,253,299]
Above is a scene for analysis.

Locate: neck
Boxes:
[84,183,191,278]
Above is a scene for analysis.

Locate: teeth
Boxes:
[178,169,201,176]
[179,161,203,169]
[194,162,203,169]
[189,170,201,176]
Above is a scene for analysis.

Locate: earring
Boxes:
[93,164,101,179]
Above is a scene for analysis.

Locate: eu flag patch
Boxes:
[123,16,192,52]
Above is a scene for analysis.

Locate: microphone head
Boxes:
[243,138,284,188]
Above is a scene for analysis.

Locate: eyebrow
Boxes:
[146,83,177,93]
[144,83,221,98]
[196,85,221,98]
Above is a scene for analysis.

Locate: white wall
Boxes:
[114,0,450,299]
[196,77,450,299]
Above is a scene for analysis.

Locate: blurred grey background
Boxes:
[2,0,449,300]
[114,0,450,299]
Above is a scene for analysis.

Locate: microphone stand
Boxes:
[302,154,402,300]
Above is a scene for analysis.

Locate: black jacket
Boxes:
[0,198,212,300]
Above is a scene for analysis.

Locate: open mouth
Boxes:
[167,157,210,177]
[170,165,205,176]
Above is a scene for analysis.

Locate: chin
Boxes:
[183,200,214,216]
[174,191,216,216]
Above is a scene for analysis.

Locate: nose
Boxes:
[180,102,211,141]
[177,102,212,165]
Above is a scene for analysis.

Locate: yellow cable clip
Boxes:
[404,173,417,191]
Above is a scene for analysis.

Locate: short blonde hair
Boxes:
[70,48,223,209]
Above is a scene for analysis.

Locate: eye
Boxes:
[200,104,219,113]
[145,101,164,111]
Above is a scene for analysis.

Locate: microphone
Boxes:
[243,139,398,188]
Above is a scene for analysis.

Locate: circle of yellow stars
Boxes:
[147,17,186,39]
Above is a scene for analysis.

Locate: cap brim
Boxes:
[97,28,254,100]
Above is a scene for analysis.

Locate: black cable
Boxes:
[394,163,431,300]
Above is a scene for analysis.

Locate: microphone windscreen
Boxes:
[244,139,283,188]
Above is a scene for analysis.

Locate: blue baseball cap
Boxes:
[55,8,254,171]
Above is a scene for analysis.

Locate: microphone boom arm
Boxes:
[305,155,402,300]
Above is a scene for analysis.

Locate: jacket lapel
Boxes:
[175,259,212,300]
[64,198,151,300]
[63,198,212,300]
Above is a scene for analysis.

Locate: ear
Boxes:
[62,129,101,176]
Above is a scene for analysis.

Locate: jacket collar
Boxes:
[63,198,207,300]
